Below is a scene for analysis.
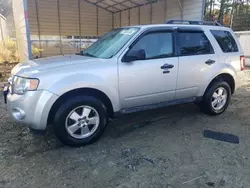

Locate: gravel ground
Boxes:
[1,70,250,188]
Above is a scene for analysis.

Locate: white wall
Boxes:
[166,0,181,20]
[114,0,204,27]
[12,0,32,61]
[235,31,250,66]
[183,0,203,20]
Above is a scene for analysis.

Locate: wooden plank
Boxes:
[80,0,97,36]
[114,12,120,28]
[121,10,129,26]
[130,8,139,25]
[166,0,181,20]
[152,1,164,24]
[59,0,79,37]
[140,4,150,24]
[183,0,203,20]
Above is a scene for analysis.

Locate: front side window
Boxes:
[210,30,238,53]
[80,27,139,59]
[179,32,214,56]
[129,31,174,59]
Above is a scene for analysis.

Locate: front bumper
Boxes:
[6,90,58,130]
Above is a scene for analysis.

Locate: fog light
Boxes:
[12,107,25,120]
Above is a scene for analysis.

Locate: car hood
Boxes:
[11,54,97,76]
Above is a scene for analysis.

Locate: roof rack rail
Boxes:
[166,20,222,26]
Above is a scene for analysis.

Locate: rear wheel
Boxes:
[53,96,108,147]
[200,81,231,115]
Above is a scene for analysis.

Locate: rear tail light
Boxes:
[240,55,245,71]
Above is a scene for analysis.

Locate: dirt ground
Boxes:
[1,71,250,188]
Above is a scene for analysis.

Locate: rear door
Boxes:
[176,28,218,99]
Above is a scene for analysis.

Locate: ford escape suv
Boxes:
[4,21,245,146]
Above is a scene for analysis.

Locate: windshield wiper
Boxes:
[81,52,96,58]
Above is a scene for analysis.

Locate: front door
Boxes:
[176,29,218,99]
[118,30,179,109]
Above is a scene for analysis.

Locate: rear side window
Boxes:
[210,30,238,53]
[179,32,214,56]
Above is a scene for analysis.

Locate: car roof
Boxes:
[122,24,232,32]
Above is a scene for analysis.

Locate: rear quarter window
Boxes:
[210,30,238,53]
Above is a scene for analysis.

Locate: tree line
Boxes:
[204,0,250,28]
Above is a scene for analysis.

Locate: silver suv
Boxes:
[4,21,245,146]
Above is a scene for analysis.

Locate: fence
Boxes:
[232,14,250,31]
[31,38,96,57]
[235,31,250,66]
[0,38,96,82]
[0,63,17,82]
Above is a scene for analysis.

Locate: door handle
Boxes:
[161,64,174,69]
[205,59,215,65]
[163,70,170,74]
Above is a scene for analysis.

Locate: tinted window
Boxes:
[210,30,238,53]
[130,32,173,59]
[179,32,214,56]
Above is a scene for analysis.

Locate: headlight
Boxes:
[12,76,39,95]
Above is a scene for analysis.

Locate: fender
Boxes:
[46,73,121,112]
[198,64,237,96]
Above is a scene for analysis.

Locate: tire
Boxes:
[201,80,231,115]
[53,95,108,147]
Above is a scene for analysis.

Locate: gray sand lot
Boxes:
[0,70,250,188]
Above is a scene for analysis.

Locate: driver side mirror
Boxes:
[123,49,146,62]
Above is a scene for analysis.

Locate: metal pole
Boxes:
[230,13,234,29]
[247,0,249,14]
[150,4,152,24]
[35,0,42,57]
[57,0,62,55]
[176,0,183,20]
[201,0,206,21]
[138,6,140,24]
[0,16,4,41]
[230,0,235,29]
[164,0,167,22]
[78,0,82,52]
[128,9,130,25]
[96,7,99,37]
[120,11,121,27]
[181,0,183,20]
[112,12,114,29]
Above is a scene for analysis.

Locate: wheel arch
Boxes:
[204,73,235,96]
[47,88,115,125]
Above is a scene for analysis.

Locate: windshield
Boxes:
[80,27,139,59]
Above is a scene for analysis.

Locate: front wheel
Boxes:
[201,81,231,115]
[53,96,108,147]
